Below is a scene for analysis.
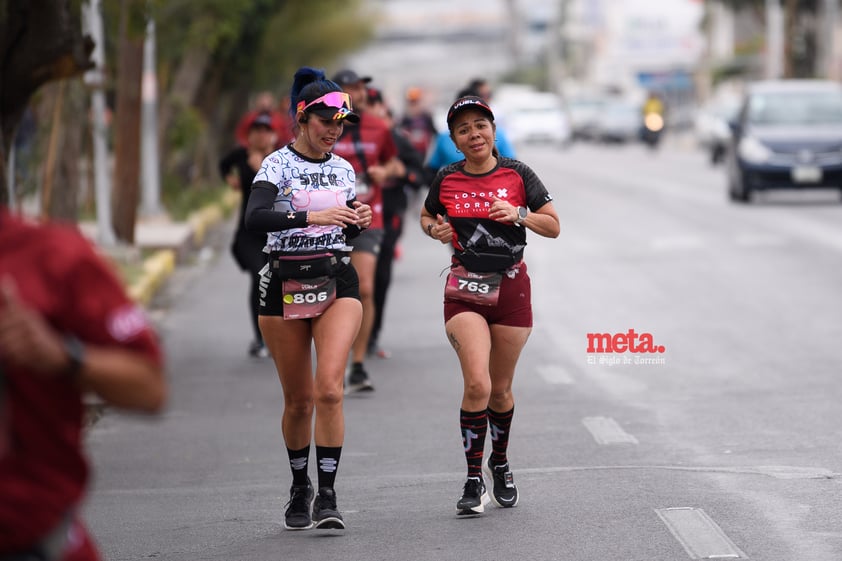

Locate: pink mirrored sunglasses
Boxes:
[296,91,353,114]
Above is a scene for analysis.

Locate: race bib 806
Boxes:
[281,276,337,319]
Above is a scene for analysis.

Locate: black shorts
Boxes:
[258,258,360,317]
[350,228,384,256]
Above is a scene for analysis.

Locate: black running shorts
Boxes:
[258,258,360,317]
[349,228,384,256]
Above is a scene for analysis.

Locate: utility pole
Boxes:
[505,0,523,67]
[766,0,785,79]
[140,16,163,217]
[83,0,117,246]
[547,0,567,94]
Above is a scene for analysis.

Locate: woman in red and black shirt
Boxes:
[420,95,560,517]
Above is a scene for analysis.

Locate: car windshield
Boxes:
[747,90,842,125]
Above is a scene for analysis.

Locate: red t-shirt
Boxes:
[0,210,162,557]
[332,111,398,230]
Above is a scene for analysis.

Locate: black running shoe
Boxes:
[312,487,345,530]
[483,458,519,508]
[284,479,314,530]
[456,476,489,516]
[346,363,374,393]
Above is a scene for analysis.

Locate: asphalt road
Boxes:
[85,138,842,560]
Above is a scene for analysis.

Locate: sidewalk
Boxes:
[81,190,240,306]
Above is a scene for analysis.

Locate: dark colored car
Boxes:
[726,80,842,203]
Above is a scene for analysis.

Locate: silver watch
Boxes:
[515,206,528,225]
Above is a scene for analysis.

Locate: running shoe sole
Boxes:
[344,382,375,394]
[283,520,313,531]
[314,516,346,530]
[483,461,519,508]
[311,490,345,530]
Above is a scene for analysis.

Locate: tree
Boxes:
[0,0,94,207]
[709,0,821,78]
[2,0,375,220]
[111,0,146,243]
[38,79,87,222]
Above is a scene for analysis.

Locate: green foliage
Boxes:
[714,0,764,9]
[160,175,228,221]
[712,57,754,85]
[98,0,376,206]
[256,0,375,89]
[151,0,373,108]
[210,0,289,92]
[166,104,206,151]
[734,35,765,57]
[154,0,275,58]
[501,60,550,91]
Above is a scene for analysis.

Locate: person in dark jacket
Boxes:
[219,112,278,357]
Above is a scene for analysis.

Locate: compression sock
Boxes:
[316,446,342,490]
[460,409,488,478]
[287,445,310,486]
[487,406,514,467]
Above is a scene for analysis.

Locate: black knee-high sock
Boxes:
[487,406,514,467]
[316,445,342,490]
[460,409,487,478]
[287,445,310,486]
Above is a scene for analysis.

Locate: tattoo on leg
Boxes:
[447,331,461,351]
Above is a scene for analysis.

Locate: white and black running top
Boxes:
[249,144,358,253]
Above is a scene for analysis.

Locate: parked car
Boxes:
[497,91,572,147]
[593,100,642,143]
[566,96,607,141]
[726,80,842,203]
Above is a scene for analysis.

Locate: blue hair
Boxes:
[290,66,342,117]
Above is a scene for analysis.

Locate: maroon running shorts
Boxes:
[443,261,532,327]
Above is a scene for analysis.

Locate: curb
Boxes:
[129,250,177,305]
[129,190,240,306]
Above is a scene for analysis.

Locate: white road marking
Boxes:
[537,364,574,385]
[656,507,747,559]
[582,416,639,445]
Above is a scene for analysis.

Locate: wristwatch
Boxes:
[515,206,528,225]
[62,336,85,379]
